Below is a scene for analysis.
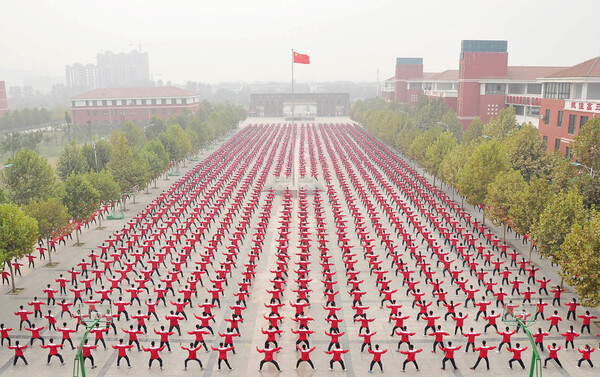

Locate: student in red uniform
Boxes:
[9,340,29,366]
[154,326,174,352]
[1,323,13,346]
[471,340,495,370]
[123,325,143,351]
[440,341,461,370]
[112,339,133,368]
[41,338,64,365]
[544,343,563,368]
[507,343,527,369]
[181,342,203,370]
[368,344,387,372]
[296,344,316,370]
[561,325,580,349]
[14,305,33,330]
[80,339,98,369]
[143,341,165,370]
[256,345,282,371]
[211,342,234,370]
[577,344,595,368]
[325,343,348,371]
[25,323,45,345]
[400,344,422,371]
[58,322,76,350]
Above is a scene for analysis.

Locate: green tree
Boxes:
[85,170,121,229]
[423,130,457,187]
[483,106,520,140]
[0,149,56,205]
[121,121,146,149]
[457,140,508,212]
[510,177,553,255]
[56,142,90,180]
[560,211,600,306]
[107,131,148,192]
[485,169,526,241]
[0,203,38,292]
[62,173,100,245]
[572,117,600,174]
[531,189,586,263]
[505,123,551,181]
[463,117,484,143]
[440,143,473,203]
[143,140,170,186]
[24,198,69,266]
[81,139,112,173]
[409,128,441,164]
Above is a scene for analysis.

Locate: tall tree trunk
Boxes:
[46,238,53,265]
[76,229,80,245]
[528,241,533,261]
[503,223,506,243]
[482,208,486,226]
[98,207,103,230]
[8,263,16,293]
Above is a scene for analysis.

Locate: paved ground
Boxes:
[1,118,598,377]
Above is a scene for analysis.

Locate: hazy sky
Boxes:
[2,0,600,87]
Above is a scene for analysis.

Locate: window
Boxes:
[182,98,187,104]
[86,110,90,116]
[161,99,167,105]
[542,135,548,148]
[508,84,526,94]
[554,138,561,152]
[112,100,117,106]
[484,83,506,95]
[112,110,118,116]
[172,108,177,114]
[587,83,600,99]
[142,99,146,105]
[130,110,137,116]
[568,115,577,134]
[171,99,177,105]
[142,109,147,115]
[103,110,108,116]
[557,111,563,127]
[526,106,540,117]
[544,82,571,99]
[527,84,542,95]
[580,116,589,130]
[92,100,97,106]
[93,110,98,116]
[544,109,550,125]
[566,147,572,159]
[513,105,524,116]
[152,109,157,114]
[162,108,167,114]
[102,100,107,106]
[152,99,157,105]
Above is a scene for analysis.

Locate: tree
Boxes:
[560,211,600,306]
[457,140,508,210]
[510,177,552,248]
[483,106,520,141]
[440,143,473,202]
[107,131,148,192]
[485,169,526,241]
[62,174,100,245]
[505,123,551,181]
[81,139,112,173]
[409,128,441,164]
[56,142,90,180]
[143,140,170,186]
[24,198,69,266]
[85,171,121,229]
[572,117,600,174]
[121,121,146,149]
[0,203,38,292]
[0,132,23,158]
[463,117,484,143]
[0,149,56,205]
[424,131,457,187]
[531,189,586,263]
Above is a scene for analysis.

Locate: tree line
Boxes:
[0,103,246,292]
[351,96,600,305]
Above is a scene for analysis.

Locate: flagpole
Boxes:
[291,48,296,187]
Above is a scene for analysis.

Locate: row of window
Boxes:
[77,98,194,107]
[73,107,181,118]
[543,109,589,134]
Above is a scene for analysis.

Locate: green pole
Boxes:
[73,317,100,377]
[516,318,542,377]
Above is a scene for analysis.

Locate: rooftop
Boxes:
[546,56,600,78]
[72,86,196,100]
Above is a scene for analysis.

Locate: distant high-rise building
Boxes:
[66,50,151,90]
[0,81,8,117]
[96,50,150,88]
[65,63,99,90]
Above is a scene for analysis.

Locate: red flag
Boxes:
[293,51,310,64]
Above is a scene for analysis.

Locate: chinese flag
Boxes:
[293,51,310,64]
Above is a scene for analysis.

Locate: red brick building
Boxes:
[537,57,600,155]
[70,87,200,126]
[0,81,8,117]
